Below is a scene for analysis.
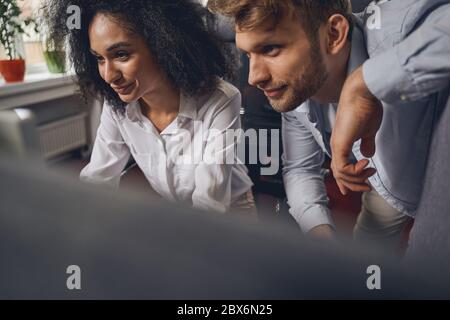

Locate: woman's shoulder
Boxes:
[214,78,241,100]
[196,79,241,112]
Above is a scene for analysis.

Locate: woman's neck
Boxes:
[139,84,180,133]
[140,84,180,116]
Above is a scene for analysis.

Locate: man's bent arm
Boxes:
[363,4,450,104]
[282,111,335,234]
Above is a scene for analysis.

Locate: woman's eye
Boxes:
[115,51,130,60]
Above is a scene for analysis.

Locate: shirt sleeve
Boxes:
[191,92,242,213]
[282,111,335,233]
[363,4,450,104]
[80,103,131,188]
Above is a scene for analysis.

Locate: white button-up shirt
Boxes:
[80,79,253,213]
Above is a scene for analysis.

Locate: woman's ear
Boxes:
[325,14,350,55]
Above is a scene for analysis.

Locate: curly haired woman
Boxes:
[42,0,255,214]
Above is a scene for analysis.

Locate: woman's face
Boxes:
[88,13,167,103]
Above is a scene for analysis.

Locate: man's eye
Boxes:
[95,56,105,63]
[261,45,281,56]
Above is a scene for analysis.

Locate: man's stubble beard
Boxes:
[269,38,329,113]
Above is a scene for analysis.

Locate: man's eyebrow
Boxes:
[237,34,281,53]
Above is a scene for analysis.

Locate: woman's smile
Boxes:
[112,82,135,95]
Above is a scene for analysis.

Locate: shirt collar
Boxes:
[125,100,141,123]
[346,15,369,76]
[125,90,198,123]
[178,91,198,120]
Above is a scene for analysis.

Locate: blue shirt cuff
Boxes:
[290,205,335,234]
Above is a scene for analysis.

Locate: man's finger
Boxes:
[334,160,374,177]
[360,136,376,158]
[354,159,370,173]
[334,168,377,183]
[331,152,351,172]
[336,180,350,196]
[337,179,372,193]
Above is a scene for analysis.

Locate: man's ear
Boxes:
[325,14,350,55]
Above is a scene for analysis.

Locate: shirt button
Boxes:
[400,95,408,101]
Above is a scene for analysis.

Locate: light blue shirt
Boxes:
[282,0,450,232]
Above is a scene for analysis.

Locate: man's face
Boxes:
[236,13,328,113]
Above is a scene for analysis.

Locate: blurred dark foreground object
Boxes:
[406,91,450,262]
[0,155,449,300]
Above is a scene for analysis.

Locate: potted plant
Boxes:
[0,0,37,82]
[39,4,66,74]
[42,37,66,74]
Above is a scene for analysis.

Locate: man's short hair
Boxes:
[208,0,353,38]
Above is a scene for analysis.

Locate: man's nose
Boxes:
[248,56,270,88]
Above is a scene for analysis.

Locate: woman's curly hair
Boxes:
[41,0,235,114]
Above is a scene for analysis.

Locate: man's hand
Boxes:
[308,224,335,240]
[331,66,382,195]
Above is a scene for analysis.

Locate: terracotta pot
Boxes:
[0,59,26,83]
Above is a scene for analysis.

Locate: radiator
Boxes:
[37,112,88,159]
